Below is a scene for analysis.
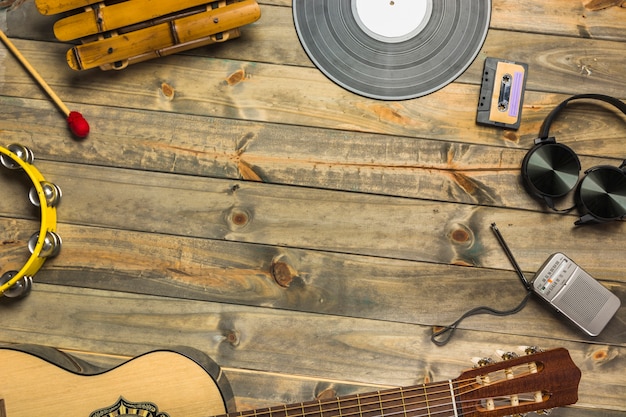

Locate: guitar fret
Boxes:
[399,387,408,417]
[448,381,458,417]
[422,385,431,417]
[356,391,382,417]
[303,401,321,417]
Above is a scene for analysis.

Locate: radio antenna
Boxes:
[490,223,531,290]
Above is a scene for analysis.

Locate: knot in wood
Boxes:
[227,205,252,229]
[226,69,246,86]
[451,228,470,243]
[587,346,616,365]
[160,82,175,100]
[271,261,297,288]
[231,211,249,226]
[225,330,240,347]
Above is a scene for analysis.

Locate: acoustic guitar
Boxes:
[0,345,581,417]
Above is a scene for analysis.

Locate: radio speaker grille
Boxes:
[556,273,610,326]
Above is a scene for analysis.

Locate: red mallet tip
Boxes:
[67,111,90,138]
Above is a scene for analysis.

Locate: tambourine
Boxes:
[0,144,62,298]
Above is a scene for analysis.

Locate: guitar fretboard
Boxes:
[228,381,459,417]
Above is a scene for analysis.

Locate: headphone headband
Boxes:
[539,93,626,140]
[1,144,62,298]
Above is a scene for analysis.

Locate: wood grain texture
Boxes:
[0,1,624,416]
[1,161,625,277]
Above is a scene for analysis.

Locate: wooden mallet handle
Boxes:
[0,29,89,138]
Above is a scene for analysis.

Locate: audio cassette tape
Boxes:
[477,58,528,130]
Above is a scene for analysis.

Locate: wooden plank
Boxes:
[490,0,626,41]
[0,284,623,412]
[1,160,625,276]
[1,217,622,344]
[1,97,625,204]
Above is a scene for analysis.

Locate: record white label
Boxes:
[352,0,433,43]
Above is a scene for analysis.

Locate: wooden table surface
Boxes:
[1,1,624,416]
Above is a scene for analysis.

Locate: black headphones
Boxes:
[521,94,626,225]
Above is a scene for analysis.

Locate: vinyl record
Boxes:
[293,0,491,100]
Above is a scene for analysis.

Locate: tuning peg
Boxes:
[0,271,32,298]
[28,231,63,258]
[501,351,519,360]
[29,181,63,207]
[524,346,543,355]
[473,357,495,368]
[0,143,34,169]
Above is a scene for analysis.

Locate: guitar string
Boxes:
[231,365,539,417]
[232,372,531,417]
[233,366,540,417]
[233,388,540,417]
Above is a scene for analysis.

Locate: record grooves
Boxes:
[293,0,491,100]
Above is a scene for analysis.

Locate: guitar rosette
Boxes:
[1,144,62,299]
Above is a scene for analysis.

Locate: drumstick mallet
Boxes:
[0,29,90,139]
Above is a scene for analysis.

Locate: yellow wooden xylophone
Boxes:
[34,0,261,70]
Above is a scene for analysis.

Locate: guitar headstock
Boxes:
[455,347,581,417]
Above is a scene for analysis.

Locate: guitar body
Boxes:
[0,345,235,417]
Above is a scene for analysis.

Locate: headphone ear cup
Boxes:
[576,165,626,222]
[521,142,581,199]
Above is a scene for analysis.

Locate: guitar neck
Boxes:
[228,382,457,417]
